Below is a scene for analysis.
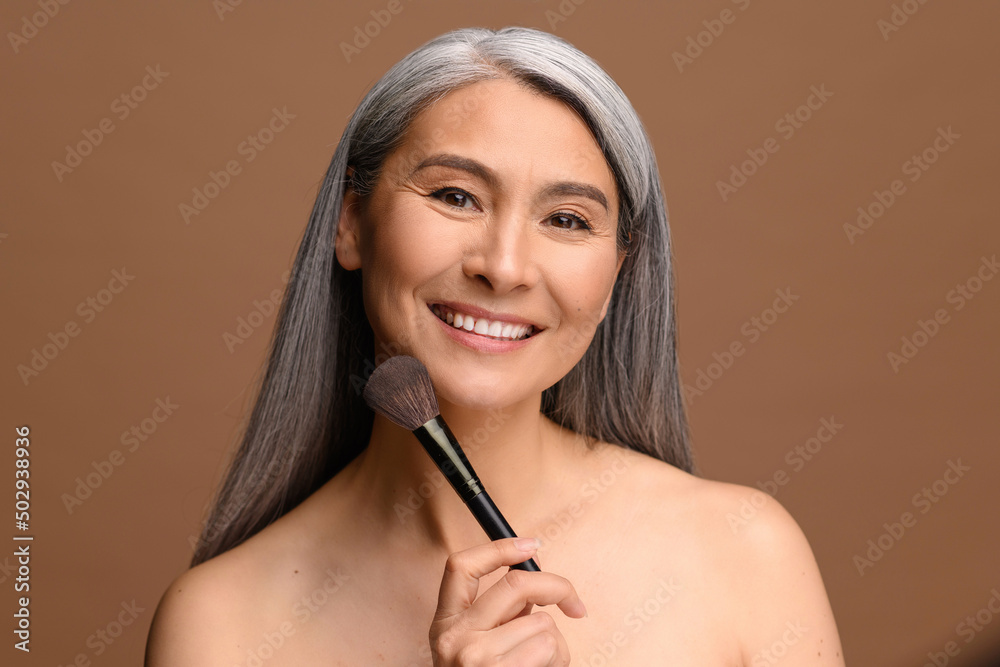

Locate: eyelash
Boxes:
[428,187,593,231]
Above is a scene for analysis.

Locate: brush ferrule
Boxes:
[413,416,483,502]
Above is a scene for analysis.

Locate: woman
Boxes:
[146,27,845,665]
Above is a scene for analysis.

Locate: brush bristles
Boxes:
[362,355,440,430]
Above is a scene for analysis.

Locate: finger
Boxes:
[512,550,542,613]
[509,548,542,573]
[462,568,587,630]
[434,537,541,620]
[485,610,565,658]
[496,620,571,667]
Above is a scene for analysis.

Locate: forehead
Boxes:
[388,78,617,203]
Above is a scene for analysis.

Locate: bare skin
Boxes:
[146,78,845,665]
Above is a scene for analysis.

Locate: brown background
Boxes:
[2,1,998,665]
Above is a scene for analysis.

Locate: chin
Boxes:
[430,371,530,414]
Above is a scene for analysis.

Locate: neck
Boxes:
[345,394,570,557]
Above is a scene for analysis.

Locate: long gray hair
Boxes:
[191,26,694,566]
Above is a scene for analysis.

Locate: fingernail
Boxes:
[515,537,541,552]
[580,600,589,617]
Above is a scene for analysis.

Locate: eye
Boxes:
[430,187,479,211]
[548,211,592,231]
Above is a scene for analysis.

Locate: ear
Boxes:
[334,167,363,271]
[598,250,627,322]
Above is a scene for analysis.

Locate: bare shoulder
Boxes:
[145,514,314,666]
[590,442,821,557]
[705,481,845,665]
[145,548,257,665]
[589,444,846,665]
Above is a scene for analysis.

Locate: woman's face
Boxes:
[336,77,624,411]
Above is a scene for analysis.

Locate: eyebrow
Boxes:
[408,152,609,213]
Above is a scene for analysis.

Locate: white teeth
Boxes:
[432,305,536,341]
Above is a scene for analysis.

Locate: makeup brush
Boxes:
[363,355,541,572]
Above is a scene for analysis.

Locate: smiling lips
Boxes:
[431,304,538,341]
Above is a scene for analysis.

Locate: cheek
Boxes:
[358,199,457,337]
[365,199,460,287]
[547,247,621,357]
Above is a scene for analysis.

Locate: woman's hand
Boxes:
[429,537,588,666]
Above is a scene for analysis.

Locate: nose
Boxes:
[461,212,538,294]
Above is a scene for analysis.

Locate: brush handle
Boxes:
[414,417,483,500]
[414,417,541,572]
[466,491,541,572]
